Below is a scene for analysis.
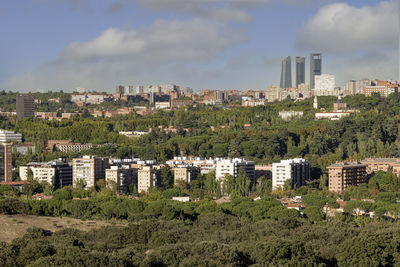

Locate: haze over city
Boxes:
[0,0,396,92]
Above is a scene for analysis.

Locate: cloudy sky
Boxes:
[0,0,397,92]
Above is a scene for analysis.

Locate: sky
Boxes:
[0,0,397,92]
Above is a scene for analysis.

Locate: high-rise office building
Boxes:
[295,57,305,88]
[16,95,35,120]
[280,56,292,89]
[310,53,322,89]
[0,143,12,182]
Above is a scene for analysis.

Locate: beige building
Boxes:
[173,166,200,185]
[138,166,159,193]
[360,158,400,176]
[327,162,367,193]
[105,165,137,194]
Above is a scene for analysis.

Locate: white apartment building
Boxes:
[216,158,255,184]
[19,159,72,187]
[20,164,56,185]
[0,130,22,143]
[72,156,108,189]
[272,158,310,189]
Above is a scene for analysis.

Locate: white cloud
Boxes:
[136,0,326,22]
[297,1,398,53]
[4,18,245,91]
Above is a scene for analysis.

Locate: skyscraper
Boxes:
[310,53,322,89]
[295,57,305,88]
[280,56,292,89]
[16,95,34,120]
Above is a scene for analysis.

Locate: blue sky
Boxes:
[0,0,397,92]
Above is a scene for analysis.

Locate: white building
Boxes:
[155,102,171,109]
[72,156,109,189]
[313,74,340,96]
[216,158,255,184]
[19,159,72,188]
[0,130,22,143]
[279,111,304,121]
[315,112,351,120]
[272,158,310,189]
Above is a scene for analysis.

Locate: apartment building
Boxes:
[19,159,72,188]
[272,158,310,189]
[138,165,160,193]
[173,166,200,185]
[72,156,109,189]
[360,158,400,176]
[0,143,12,182]
[106,165,137,194]
[0,130,22,143]
[327,162,367,193]
[216,158,255,184]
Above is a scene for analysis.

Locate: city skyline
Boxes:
[0,0,397,92]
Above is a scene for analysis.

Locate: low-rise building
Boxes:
[327,162,368,193]
[360,158,400,176]
[279,111,304,121]
[315,112,351,120]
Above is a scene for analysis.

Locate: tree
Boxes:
[160,166,173,189]
[222,174,235,196]
[303,206,325,223]
[234,168,251,197]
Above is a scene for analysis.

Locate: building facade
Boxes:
[327,162,367,193]
[19,160,72,188]
[280,56,292,89]
[0,143,12,182]
[272,159,310,189]
[72,156,109,189]
[0,130,22,143]
[360,158,400,176]
[16,95,35,120]
[310,53,322,89]
[106,166,137,194]
[173,166,200,185]
[295,56,305,88]
[216,158,255,184]
[138,166,159,193]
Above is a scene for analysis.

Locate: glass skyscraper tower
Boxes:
[295,57,305,87]
[280,56,292,89]
[310,53,322,89]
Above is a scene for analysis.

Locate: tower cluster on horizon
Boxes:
[280,53,322,90]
